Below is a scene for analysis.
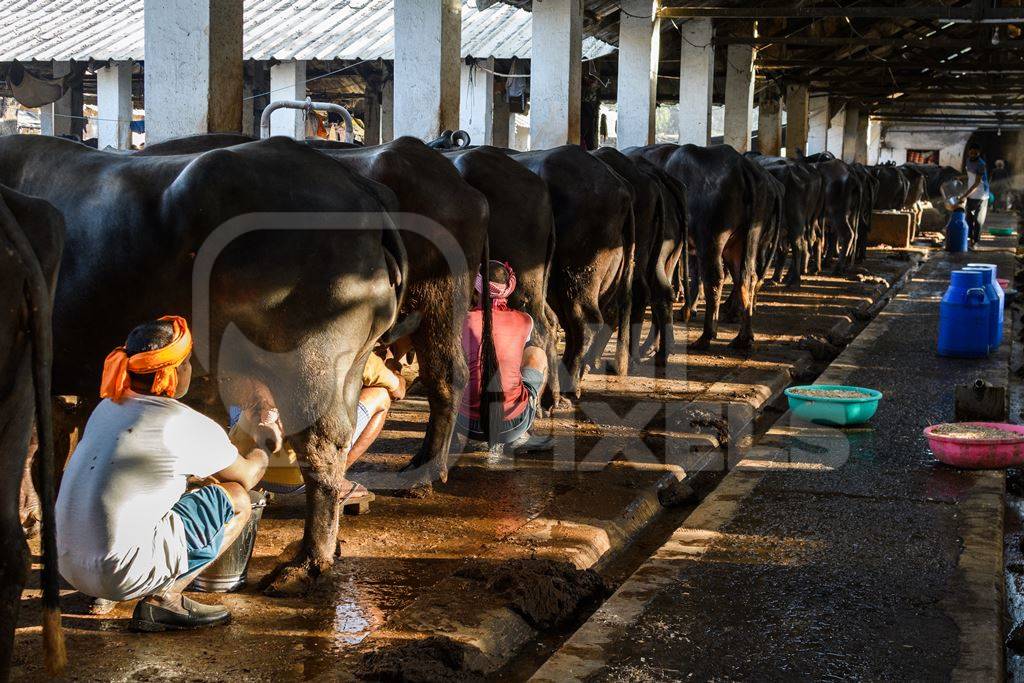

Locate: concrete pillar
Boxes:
[530,0,582,148]
[678,19,714,146]
[364,91,382,146]
[723,22,755,152]
[492,82,511,148]
[241,62,254,137]
[460,59,494,145]
[381,78,394,142]
[40,61,75,137]
[757,94,781,156]
[96,61,133,149]
[785,83,809,158]
[143,0,243,143]
[842,106,860,163]
[854,113,870,164]
[393,0,461,140]
[826,100,845,158]
[616,0,660,148]
[269,60,306,139]
[807,95,829,155]
[241,80,254,137]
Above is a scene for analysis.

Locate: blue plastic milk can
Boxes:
[964,263,1004,349]
[938,269,992,358]
[945,208,969,253]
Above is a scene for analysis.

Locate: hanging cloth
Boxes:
[7,61,73,109]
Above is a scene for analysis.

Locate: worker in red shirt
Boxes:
[458,261,553,451]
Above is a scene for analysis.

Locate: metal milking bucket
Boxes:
[192,491,268,593]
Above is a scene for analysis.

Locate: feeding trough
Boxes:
[784,385,882,426]
[989,226,1016,236]
[924,422,1024,468]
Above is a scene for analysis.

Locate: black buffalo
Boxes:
[148,135,493,490]
[310,138,491,483]
[597,147,687,365]
[0,186,64,679]
[634,144,777,349]
[805,153,863,274]
[442,146,562,403]
[870,163,911,211]
[851,163,879,262]
[511,145,635,394]
[747,155,825,287]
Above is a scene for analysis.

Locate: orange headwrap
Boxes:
[99,316,193,402]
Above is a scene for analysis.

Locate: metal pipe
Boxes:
[259,97,354,142]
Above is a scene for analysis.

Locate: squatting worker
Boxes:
[56,316,269,631]
[458,261,554,451]
[963,143,990,247]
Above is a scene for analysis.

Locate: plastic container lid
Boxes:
[951,269,984,288]
[965,263,997,282]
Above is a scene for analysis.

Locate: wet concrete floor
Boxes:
[16,249,913,681]
[531,225,1016,681]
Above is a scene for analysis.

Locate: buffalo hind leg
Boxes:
[263,431,349,597]
[692,241,725,351]
[563,296,603,397]
[404,283,470,485]
[831,216,856,275]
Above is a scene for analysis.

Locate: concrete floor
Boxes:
[14,247,916,681]
[531,220,1017,682]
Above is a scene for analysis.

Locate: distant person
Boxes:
[458,261,553,452]
[991,159,1012,210]
[962,143,990,247]
[56,316,268,630]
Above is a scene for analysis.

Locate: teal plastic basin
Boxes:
[784,385,883,426]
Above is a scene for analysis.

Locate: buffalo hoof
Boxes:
[691,335,714,351]
[784,280,803,290]
[728,335,754,351]
[720,309,740,324]
[399,458,446,493]
[549,396,574,414]
[405,451,449,485]
[263,562,317,597]
[261,542,318,597]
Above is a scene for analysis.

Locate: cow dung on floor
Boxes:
[457,558,607,630]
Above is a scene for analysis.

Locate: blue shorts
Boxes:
[171,485,235,575]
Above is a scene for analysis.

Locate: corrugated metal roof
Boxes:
[0,0,615,62]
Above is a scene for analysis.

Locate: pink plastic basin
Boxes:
[924,422,1024,468]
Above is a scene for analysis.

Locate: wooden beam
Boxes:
[718,36,1014,48]
[758,59,1021,70]
[659,6,1024,21]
